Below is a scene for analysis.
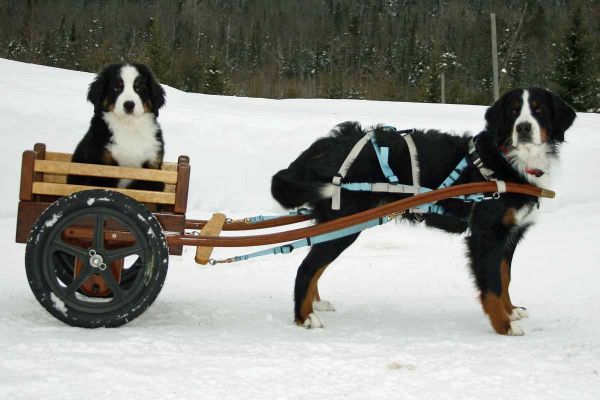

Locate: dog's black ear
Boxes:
[149,74,166,117]
[550,92,576,142]
[484,93,507,134]
[135,63,166,117]
[87,67,110,114]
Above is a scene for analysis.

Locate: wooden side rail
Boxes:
[19,144,190,208]
[34,160,178,184]
[31,182,176,205]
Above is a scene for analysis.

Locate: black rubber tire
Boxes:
[25,189,169,328]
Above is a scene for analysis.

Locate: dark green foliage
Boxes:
[0,0,598,109]
[203,55,228,95]
[551,4,598,111]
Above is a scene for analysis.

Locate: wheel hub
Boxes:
[88,249,107,271]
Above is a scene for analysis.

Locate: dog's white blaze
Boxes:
[103,112,161,188]
[513,90,542,146]
[114,65,144,118]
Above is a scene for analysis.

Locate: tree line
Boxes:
[1,0,598,111]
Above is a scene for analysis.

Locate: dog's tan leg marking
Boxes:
[500,260,515,315]
[500,259,528,321]
[313,266,327,302]
[481,292,523,336]
[312,265,336,312]
[298,266,326,323]
[296,265,332,328]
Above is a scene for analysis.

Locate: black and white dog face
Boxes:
[87,63,166,118]
[485,88,576,183]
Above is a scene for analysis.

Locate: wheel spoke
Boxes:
[52,239,88,260]
[107,245,142,262]
[100,268,125,301]
[65,264,94,296]
[93,214,105,251]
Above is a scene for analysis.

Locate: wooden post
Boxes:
[33,143,46,201]
[440,72,446,104]
[174,156,190,214]
[491,13,500,101]
[19,150,35,201]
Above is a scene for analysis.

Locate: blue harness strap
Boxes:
[243,208,313,224]
[370,138,399,184]
[215,216,389,264]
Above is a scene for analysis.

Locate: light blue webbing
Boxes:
[227,217,388,263]
[243,208,313,224]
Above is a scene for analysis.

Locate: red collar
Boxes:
[499,144,512,155]
[525,168,545,177]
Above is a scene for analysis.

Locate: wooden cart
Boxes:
[16,143,554,328]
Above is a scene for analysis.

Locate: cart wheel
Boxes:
[25,189,169,328]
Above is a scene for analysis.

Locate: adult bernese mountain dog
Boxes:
[271,88,576,335]
[67,63,166,191]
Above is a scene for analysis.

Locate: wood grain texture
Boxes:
[174,162,190,214]
[31,182,176,204]
[19,151,35,201]
[194,213,226,265]
[35,160,178,184]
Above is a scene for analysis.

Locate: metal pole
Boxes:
[440,72,446,103]
[490,13,500,100]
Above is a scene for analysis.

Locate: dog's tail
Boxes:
[271,145,336,209]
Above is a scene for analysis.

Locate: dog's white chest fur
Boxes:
[514,203,537,227]
[103,112,161,188]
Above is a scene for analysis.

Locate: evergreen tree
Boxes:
[203,56,228,95]
[145,18,171,84]
[551,5,595,111]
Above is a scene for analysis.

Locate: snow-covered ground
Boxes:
[1,58,599,399]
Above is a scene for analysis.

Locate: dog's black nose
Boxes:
[516,122,532,142]
[123,101,135,113]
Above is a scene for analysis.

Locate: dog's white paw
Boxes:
[507,321,524,336]
[510,307,528,320]
[313,299,335,312]
[302,313,324,329]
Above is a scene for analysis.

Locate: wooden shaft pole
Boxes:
[168,182,553,248]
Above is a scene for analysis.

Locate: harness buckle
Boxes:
[280,244,294,254]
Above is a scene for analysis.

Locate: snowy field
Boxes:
[1,58,599,399]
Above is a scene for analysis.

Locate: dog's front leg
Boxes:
[467,216,524,336]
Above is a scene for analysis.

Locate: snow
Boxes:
[50,292,68,317]
[1,58,600,399]
[43,212,62,228]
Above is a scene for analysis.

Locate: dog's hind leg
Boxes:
[312,267,336,312]
[294,233,360,328]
